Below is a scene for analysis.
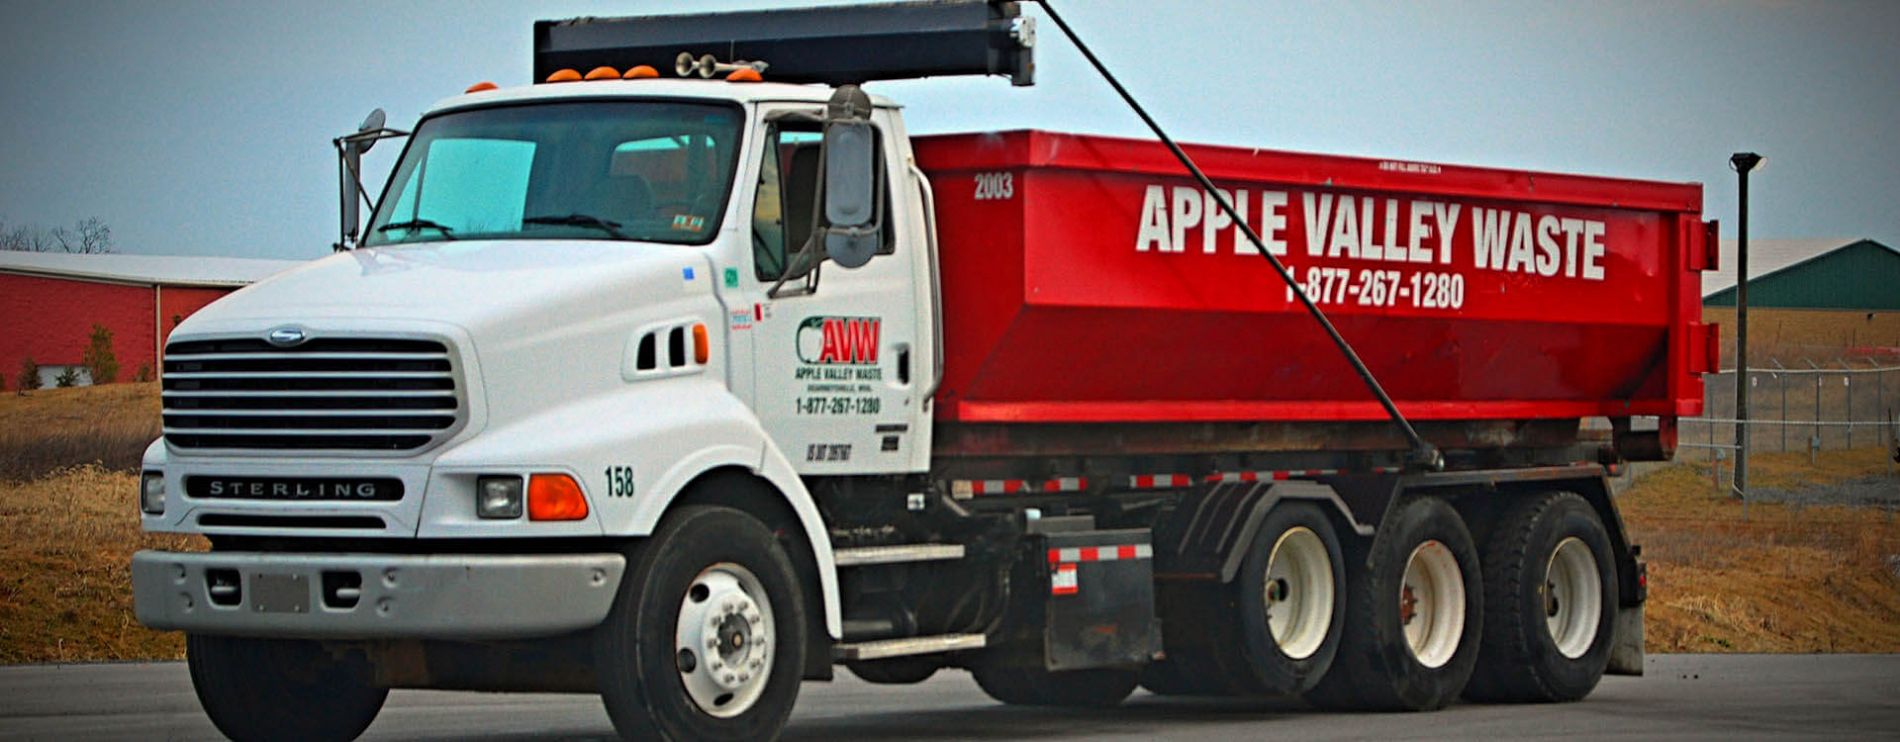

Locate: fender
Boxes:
[427,378,841,639]
[1152,479,1373,582]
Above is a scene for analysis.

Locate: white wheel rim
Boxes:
[1400,540,1465,669]
[674,562,775,718]
[1545,537,1602,659]
[1265,526,1334,660]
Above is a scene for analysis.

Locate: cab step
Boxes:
[832,543,964,568]
[833,632,986,661]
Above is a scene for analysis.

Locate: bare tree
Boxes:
[0,217,114,254]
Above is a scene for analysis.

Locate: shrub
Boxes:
[83,324,119,385]
[134,363,154,383]
[18,357,42,391]
[55,367,80,388]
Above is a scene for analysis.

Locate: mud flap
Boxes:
[986,528,1160,672]
[1606,603,1645,676]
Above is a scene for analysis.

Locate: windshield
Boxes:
[363,101,745,247]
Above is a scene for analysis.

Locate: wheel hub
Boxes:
[1399,540,1465,669]
[1264,526,1335,661]
[674,563,774,718]
[1544,537,1602,660]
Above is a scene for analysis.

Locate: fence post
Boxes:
[1807,359,1823,462]
[1841,359,1853,449]
[1774,358,1788,452]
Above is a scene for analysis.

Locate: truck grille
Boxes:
[162,337,463,453]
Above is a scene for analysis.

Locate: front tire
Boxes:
[595,505,807,741]
[1305,495,1482,711]
[186,634,387,742]
[1463,492,1618,703]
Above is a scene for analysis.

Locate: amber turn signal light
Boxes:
[528,473,589,521]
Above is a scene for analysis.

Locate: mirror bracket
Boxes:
[332,108,409,252]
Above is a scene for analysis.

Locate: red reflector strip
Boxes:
[960,477,1086,496]
[1204,466,1396,483]
[1046,543,1153,563]
[1126,473,1193,489]
[1051,563,1078,595]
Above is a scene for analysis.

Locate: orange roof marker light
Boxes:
[622,65,660,80]
[465,81,498,93]
[527,473,589,521]
[726,67,763,83]
[584,66,620,81]
[545,68,582,83]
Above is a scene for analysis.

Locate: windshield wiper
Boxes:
[376,219,457,239]
[522,213,629,240]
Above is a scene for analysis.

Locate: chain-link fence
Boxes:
[1680,361,1899,487]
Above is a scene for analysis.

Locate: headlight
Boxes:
[140,472,166,515]
[477,476,524,519]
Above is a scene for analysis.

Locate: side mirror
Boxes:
[818,86,879,269]
[334,109,405,251]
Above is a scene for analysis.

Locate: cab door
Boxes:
[738,106,924,475]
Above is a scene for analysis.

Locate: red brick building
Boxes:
[1,252,303,388]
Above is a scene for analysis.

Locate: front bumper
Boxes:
[132,550,625,640]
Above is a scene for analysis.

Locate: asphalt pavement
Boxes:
[1,654,1895,741]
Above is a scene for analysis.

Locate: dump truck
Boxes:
[130,3,1717,739]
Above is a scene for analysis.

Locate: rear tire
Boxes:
[186,634,387,742]
[973,666,1139,707]
[595,505,807,741]
[1304,495,1482,711]
[1463,492,1618,703]
[1232,502,1346,696]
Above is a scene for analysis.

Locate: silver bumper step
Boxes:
[834,633,987,661]
[832,543,965,567]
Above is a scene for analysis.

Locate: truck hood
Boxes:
[192,241,713,332]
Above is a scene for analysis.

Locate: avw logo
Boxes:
[796,316,880,365]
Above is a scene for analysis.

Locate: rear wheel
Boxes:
[1463,492,1618,702]
[1305,495,1482,711]
[595,505,807,741]
[973,666,1139,707]
[1233,502,1346,695]
[187,634,387,742]
[1144,502,1345,697]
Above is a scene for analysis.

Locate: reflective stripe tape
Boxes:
[1126,473,1192,489]
[1204,466,1394,483]
[1046,543,1153,564]
[1042,477,1087,492]
[1051,563,1078,595]
[959,477,1087,496]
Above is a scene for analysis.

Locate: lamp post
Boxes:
[1730,152,1764,500]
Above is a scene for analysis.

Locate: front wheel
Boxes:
[186,634,387,742]
[595,505,807,741]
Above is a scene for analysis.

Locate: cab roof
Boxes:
[428,78,899,117]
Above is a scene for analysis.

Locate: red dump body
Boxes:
[914,130,1715,432]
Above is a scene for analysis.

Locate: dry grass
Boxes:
[1,385,1895,662]
[1620,447,1900,652]
[0,465,205,663]
[0,383,161,481]
[1703,307,1900,364]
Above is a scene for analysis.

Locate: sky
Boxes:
[1,0,1897,260]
